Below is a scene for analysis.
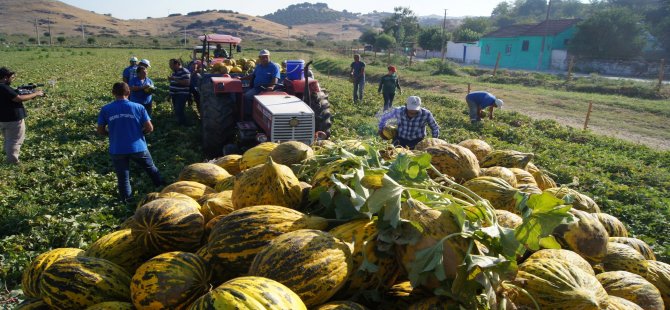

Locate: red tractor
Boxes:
[197,34,332,158]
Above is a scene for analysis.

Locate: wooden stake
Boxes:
[493,52,501,76]
[583,101,593,130]
[657,58,665,91]
[567,56,575,82]
[467,83,471,94]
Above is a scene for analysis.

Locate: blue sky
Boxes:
[59,0,511,20]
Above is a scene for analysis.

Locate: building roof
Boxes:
[483,19,580,38]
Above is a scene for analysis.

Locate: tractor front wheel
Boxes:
[200,76,236,158]
[310,91,332,138]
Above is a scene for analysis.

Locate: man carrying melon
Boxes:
[97,82,164,203]
[378,96,440,149]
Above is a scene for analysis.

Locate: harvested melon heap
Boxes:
[17,139,669,310]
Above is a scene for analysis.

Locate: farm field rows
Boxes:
[0,47,669,300]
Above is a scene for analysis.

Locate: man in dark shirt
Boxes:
[168,59,192,126]
[350,54,366,103]
[0,67,44,164]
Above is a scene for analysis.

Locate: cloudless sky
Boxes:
[59,0,512,20]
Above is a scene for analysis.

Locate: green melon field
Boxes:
[0,46,669,303]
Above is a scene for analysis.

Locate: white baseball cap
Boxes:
[495,98,504,108]
[139,59,151,67]
[129,56,138,62]
[259,49,270,56]
[406,96,421,111]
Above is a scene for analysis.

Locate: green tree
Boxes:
[453,28,482,42]
[359,29,378,46]
[57,37,65,44]
[569,7,645,59]
[87,37,96,45]
[459,17,491,34]
[380,7,420,44]
[514,0,548,17]
[645,0,670,55]
[375,33,396,51]
[418,27,447,51]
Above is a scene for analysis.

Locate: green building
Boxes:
[479,19,579,70]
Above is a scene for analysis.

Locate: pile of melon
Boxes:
[16,139,670,310]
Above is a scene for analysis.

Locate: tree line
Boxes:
[263,2,360,26]
[359,0,670,60]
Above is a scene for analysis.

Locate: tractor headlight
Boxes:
[256,133,268,143]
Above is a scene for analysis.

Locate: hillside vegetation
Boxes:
[263,2,360,26]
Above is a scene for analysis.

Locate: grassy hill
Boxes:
[0,0,366,41]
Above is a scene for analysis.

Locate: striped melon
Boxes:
[188,276,306,310]
[214,176,235,192]
[396,199,469,289]
[596,270,664,310]
[314,301,369,310]
[198,190,234,223]
[425,143,480,183]
[310,158,361,189]
[553,209,609,263]
[194,246,229,286]
[138,191,200,211]
[239,142,278,170]
[84,228,148,274]
[510,258,608,309]
[161,181,215,201]
[517,184,543,195]
[131,251,211,310]
[605,296,644,310]
[463,176,519,213]
[609,237,656,260]
[594,213,629,237]
[248,229,353,307]
[509,167,538,187]
[480,166,517,187]
[380,281,433,310]
[524,249,595,276]
[39,256,131,310]
[457,138,492,162]
[232,157,303,209]
[495,209,523,229]
[479,150,534,169]
[602,242,650,276]
[545,187,600,213]
[13,299,50,309]
[329,219,401,295]
[21,248,84,299]
[269,141,314,166]
[643,260,670,307]
[407,296,460,310]
[526,162,557,190]
[207,205,328,277]
[414,137,448,151]
[210,154,242,175]
[85,301,135,310]
[129,198,205,254]
[178,162,231,188]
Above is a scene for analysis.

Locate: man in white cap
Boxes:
[138,59,151,69]
[239,49,280,120]
[378,96,440,149]
[123,56,139,83]
[465,91,503,123]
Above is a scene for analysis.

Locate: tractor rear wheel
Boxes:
[200,76,236,158]
[310,91,332,138]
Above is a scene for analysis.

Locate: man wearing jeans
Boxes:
[168,59,191,126]
[97,82,163,202]
[0,67,44,164]
[465,91,503,123]
[350,54,366,103]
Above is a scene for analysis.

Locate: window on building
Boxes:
[505,44,512,55]
[522,40,529,51]
[485,44,490,55]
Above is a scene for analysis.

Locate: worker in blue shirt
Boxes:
[465,91,504,123]
[239,49,280,120]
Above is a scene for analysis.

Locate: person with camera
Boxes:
[97,82,163,203]
[0,67,44,165]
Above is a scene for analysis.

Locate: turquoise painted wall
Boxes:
[480,26,576,70]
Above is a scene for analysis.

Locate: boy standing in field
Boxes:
[97,82,163,203]
[168,59,192,126]
[350,54,366,103]
[378,65,402,111]
[123,57,139,84]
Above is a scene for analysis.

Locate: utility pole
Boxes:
[440,9,447,62]
[35,19,40,45]
[183,28,187,47]
[48,16,53,46]
[287,27,290,49]
[81,22,85,43]
[536,0,552,70]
